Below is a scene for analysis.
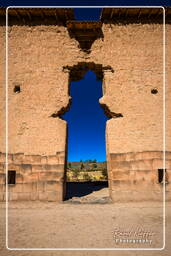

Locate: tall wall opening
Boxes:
[62,62,111,202]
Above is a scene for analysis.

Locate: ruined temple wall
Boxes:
[7,24,84,155]
[0,23,84,201]
[0,151,65,201]
[1,22,166,156]
[89,21,170,201]
[0,14,171,201]
[90,22,165,153]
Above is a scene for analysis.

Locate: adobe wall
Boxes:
[0,8,170,201]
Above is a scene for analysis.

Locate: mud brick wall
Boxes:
[108,152,171,202]
[3,13,165,156]
[0,8,171,201]
[0,152,66,201]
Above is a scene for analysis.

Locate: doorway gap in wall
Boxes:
[62,69,110,203]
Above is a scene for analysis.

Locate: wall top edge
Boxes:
[0,7,171,25]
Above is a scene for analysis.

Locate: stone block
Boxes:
[39,172,63,182]
[165,183,171,192]
[166,191,171,201]
[57,152,65,165]
[130,159,153,170]
[47,155,58,164]
[30,192,39,201]
[152,159,164,170]
[56,164,65,172]
[111,160,131,170]
[39,191,48,201]
[110,151,164,162]
[58,156,65,165]
[23,172,39,183]
[133,151,162,161]
[166,152,171,160]
[134,170,155,182]
[13,153,24,164]
[17,192,31,201]
[43,164,64,173]
[110,153,126,162]
[8,183,23,193]
[7,154,13,164]
[0,153,5,163]
[24,155,41,164]
[57,151,65,158]
[0,184,5,192]
[131,180,162,191]
[111,180,132,191]
[0,192,5,201]
[31,155,42,164]
[37,181,45,191]
[16,173,23,183]
[23,155,33,163]
[8,164,20,172]
[21,164,32,174]
[112,170,130,180]
[9,192,18,201]
[0,173,5,184]
[0,163,5,173]
[47,191,62,202]
[32,164,43,173]
[41,156,47,164]
[45,180,61,191]
[166,169,171,182]
[32,182,37,192]
[22,183,34,193]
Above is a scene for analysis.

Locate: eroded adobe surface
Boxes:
[0,8,171,201]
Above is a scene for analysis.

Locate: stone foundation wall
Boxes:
[108,151,171,202]
[0,152,66,201]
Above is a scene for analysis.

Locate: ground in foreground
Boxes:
[0,200,171,256]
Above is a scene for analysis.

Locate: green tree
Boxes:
[81,163,84,169]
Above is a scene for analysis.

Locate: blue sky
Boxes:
[62,71,109,162]
[74,8,102,20]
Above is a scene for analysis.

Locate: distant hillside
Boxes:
[66,161,107,182]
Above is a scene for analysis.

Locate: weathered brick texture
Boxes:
[0,152,65,201]
[0,8,170,201]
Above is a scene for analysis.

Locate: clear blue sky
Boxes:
[74,8,102,20]
[62,71,109,162]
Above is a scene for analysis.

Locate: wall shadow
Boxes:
[65,181,108,200]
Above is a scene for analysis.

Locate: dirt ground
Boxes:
[0,192,171,256]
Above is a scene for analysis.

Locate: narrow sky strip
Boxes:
[62,71,109,162]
